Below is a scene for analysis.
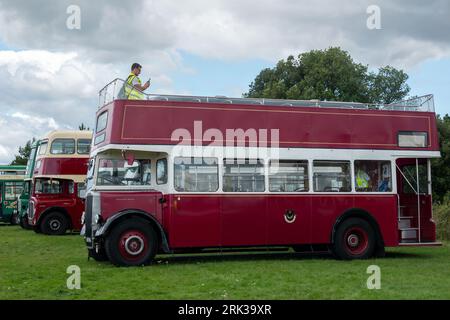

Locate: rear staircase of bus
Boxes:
[398,205,441,246]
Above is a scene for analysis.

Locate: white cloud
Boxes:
[0,110,64,164]
[11,112,59,130]
[0,0,449,67]
[0,0,449,163]
[0,48,185,163]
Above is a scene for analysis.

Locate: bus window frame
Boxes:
[96,111,108,134]
[50,138,76,155]
[268,159,309,193]
[156,158,168,185]
[77,139,92,155]
[173,157,219,193]
[222,158,266,193]
[38,141,48,155]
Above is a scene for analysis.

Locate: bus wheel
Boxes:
[41,212,69,235]
[332,218,375,260]
[105,219,158,267]
[21,216,32,230]
[11,213,19,225]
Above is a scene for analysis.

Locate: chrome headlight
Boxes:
[94,213,101,225]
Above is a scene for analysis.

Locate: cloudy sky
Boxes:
[0,0,449,163]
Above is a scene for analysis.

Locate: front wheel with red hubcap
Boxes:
[332,218,376,260]
[105,219,158,267]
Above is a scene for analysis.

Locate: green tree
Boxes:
[79,123,90,131]
[368,66,410,104]
[10,138,36,165]
[245,47,410,104]
[432,114,450,203]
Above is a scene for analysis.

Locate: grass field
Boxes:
[0,224,449,300]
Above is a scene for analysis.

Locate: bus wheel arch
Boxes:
[331,209,385,259]
[38,208,71,235]
[100,210,170,255]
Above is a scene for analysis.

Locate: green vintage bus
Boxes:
[16,140,40,228]
[0,165,26,224]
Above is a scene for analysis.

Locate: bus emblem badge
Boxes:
[284,210,296,224]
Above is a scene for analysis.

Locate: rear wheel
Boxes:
[332,218,376,260]
[105,219,158,267]
[40,212,69,235]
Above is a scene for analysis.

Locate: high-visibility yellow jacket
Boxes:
[356,170,369,188]
[124,72,144,100]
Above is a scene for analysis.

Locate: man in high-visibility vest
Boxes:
[356,167,371,190]
[124,63,150,100]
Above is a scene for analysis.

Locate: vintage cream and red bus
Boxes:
[28,130,92,235]
[82,79,440,266]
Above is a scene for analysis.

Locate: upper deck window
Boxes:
[77,139,92,154]
[50,139,75,155]
[223,159,265,192]
[38,142,48,155]
[96,112,108,133]
[398,132,428,148]
[96,159,151,186]
[313,160,351,192]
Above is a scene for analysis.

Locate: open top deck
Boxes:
[99,78,435,113]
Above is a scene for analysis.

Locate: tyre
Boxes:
[11,213,19,225]
[40,212,69,235]
[332,217,376,260]
[20,215,32,230]
[105,219,158,267]
[88,248,109,262]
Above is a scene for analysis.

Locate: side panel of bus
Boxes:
[310,195,398,246]
[168,194,312,249]
[167,194,221,248]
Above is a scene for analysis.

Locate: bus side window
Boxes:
[269,160,309,192]
[156,159,168,185]
[174,157,219,192]
[354,160,392,192]
[223,159,265,192]
[313,160,351,192]
[68,182,75,194]
[141,160,152,185]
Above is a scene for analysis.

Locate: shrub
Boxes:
[434,193,450,241]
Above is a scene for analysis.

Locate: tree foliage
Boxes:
[10,138,36,166]
[245,47,410,104]
[432,114,450,203]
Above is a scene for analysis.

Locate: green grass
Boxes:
[0,224,449,300]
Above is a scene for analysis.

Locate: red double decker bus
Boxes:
[83,79,440,266]
[28,130,92,235]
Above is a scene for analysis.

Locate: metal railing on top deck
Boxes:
[98,78,435,113]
